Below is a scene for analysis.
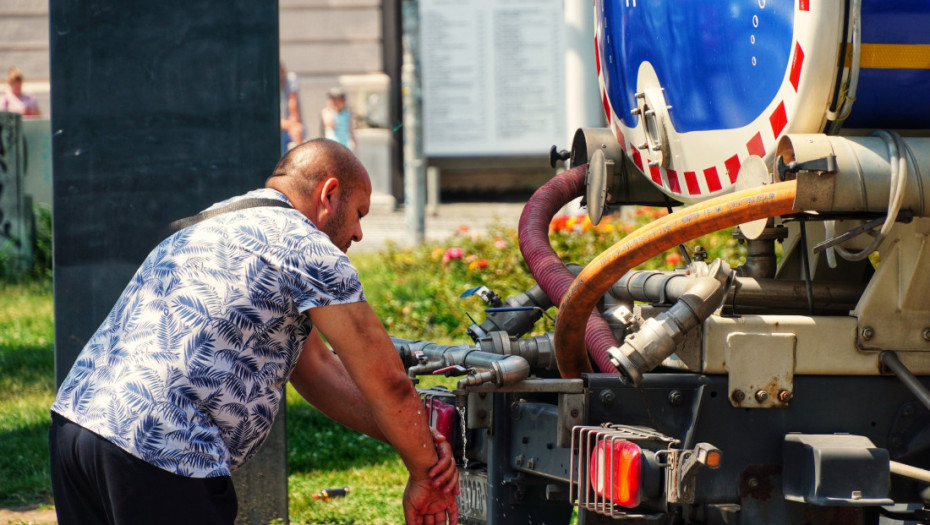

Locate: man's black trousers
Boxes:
[49,413,238,525]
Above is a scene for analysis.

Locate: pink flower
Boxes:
[442,247,465,264]
[494,239,509,249]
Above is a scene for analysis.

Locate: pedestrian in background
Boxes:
[321,87,355,151]
[0,66,40,116]
[280,64,304,154]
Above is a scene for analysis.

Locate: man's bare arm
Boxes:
[290,324,459,496]
[305,302,457,523]
[289,327,386,442]
[305,302,438,479]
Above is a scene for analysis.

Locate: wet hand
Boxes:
[428,428,459,495]
[403,476,458,525]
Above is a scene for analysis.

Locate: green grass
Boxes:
[0,209,742,523]
[0,279,55,507]
[285,384,408,524]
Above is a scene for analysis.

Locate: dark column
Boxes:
[382,0,404,201]
[50,1,287,522]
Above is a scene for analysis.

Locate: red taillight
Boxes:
[423,397,456,442]
[589,439,642,508]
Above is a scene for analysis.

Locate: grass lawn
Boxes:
[0,280,55,509]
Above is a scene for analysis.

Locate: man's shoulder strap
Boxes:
[165,198,293,238]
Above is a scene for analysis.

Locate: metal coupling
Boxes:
[477,331,558,371]
[607,301,692,385]
[609,260,733,385]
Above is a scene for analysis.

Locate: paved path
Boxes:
[352,200,527,253]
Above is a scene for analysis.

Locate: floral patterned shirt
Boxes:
[52,188,365,477]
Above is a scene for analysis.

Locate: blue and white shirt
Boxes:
[52,188,365,477]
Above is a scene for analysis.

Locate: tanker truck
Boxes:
[397,1,930,523]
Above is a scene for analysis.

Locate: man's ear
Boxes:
[319,177,340,215]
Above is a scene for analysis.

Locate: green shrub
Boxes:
[30,204,53,280]
[0,203,53,283]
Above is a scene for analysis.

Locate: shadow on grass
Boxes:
[0,418,53,508]
[0,342,55,508]
[286,401,398,473]
[0,344,55,394]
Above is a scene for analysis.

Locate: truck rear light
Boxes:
[418,386,464,463]
[589,439,643,508]
[423,396,456,442]
[572,425,723,518]
[572,424,682,518]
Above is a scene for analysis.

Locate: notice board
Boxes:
[420,0,566,157]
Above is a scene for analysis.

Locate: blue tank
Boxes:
[594,0,930,200]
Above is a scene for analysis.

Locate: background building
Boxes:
[2,0,601,206]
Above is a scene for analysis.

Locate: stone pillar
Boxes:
[50,1,287,522]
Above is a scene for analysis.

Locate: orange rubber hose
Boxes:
[554,180,798,378]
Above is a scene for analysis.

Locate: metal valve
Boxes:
[460,286,503,308]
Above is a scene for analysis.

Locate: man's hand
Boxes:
[305,303,458,523]
[403,475,458,525]
[404,429,459,524]
[428,428,459,495]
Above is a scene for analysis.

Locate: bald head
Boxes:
[266,138,369,201]
[266,139,372,251]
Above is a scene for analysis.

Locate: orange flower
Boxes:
[468,258,489,271]
[581,215,594,232]
[550,216,569,232]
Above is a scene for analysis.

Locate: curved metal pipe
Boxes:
[555,181,799,378]
[517,164,616,375]
[608,261,733,385]
[470,284,552,340]
[738,237,778,279]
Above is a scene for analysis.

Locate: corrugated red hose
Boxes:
[518,165,615,376]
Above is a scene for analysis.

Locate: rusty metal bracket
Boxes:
[726,332,797,408]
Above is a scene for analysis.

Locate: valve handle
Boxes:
[549,145,571,168]
[433,365,470,377]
